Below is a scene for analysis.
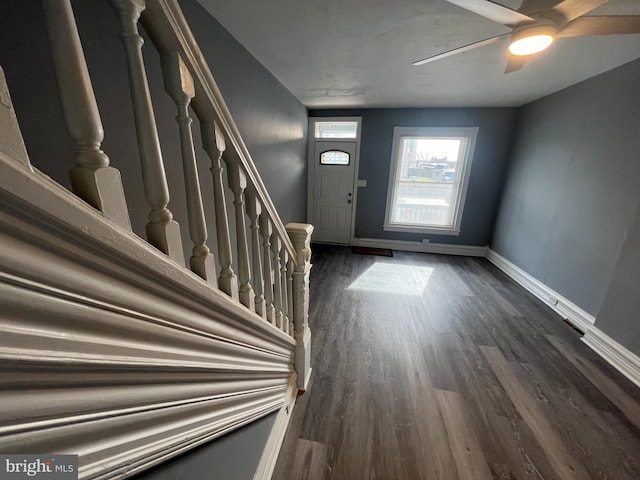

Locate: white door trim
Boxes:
[307,117,362,245]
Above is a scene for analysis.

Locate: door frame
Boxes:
[307,116,362,245]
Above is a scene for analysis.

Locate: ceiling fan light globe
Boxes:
[508,34,555,56]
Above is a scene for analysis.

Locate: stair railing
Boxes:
[0,0,314,476]
[41,0,313,391]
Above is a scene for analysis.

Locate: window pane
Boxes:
[314,121,358,138]
[391,137,463,227]
[320,150,350,165]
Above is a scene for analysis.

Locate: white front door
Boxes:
[311,141,357,244]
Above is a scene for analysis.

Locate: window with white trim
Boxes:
[384,127,478,235]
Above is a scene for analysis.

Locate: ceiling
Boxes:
[196,0,640,108]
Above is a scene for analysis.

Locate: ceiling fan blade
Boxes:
[547,0,608,24]
[558,16,640,37]
[504,54,527,73]
[444,0,534,27]
[413,34,508,66]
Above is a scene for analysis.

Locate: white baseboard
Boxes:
[582,327,640,388]
[352,237,488,257]
[254,375,299,480]
[486,249,595,333]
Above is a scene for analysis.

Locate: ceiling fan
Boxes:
[413,0,640,73]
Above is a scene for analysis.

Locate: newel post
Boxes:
[286,223,314,391]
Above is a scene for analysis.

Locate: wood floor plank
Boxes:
[288,438,332,480]
[423,336,459,392]
[404,351,460,480]
[480,345,591,480]
[435,389,493,480]
[447,336,561,480]
[491,415,551,480]
[273,246,640,480]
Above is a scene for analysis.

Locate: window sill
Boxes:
[383,224,461,236]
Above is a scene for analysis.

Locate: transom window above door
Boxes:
[314,121,358,139]
[384,126,478,235]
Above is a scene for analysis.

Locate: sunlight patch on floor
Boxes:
[347,262,434,296]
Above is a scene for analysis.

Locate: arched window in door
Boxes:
[320,150,350,165]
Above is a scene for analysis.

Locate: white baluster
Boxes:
[110,0,183,264]
[287,255,295,336]
[246,190,266,319]
[43,0,130,230]
[161,54,216,283]
[227,164,255,310]
[286,223,314,391]
[280,249,289,334]
[201,121,239,300]
[272,234,284,330]
[259,216,275,325]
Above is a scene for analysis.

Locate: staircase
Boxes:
[0,1,312,478]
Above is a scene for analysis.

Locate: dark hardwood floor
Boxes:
[273,245,640,480]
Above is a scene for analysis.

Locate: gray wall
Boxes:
[1,0,301,476]
[491,58,640,318]
[182,0,308,225]
[311,108,518,245]
[595,202,640,356]
[132,412,276,480]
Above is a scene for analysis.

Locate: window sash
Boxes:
[383,127,478,235]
